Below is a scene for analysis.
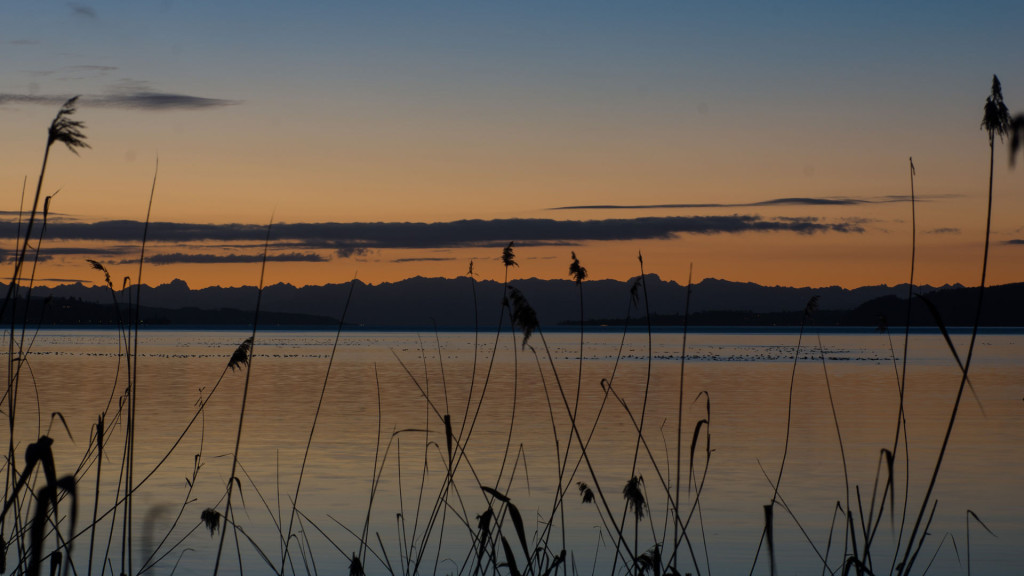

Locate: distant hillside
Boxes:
[579,283,1024,327]
[27,276,964,327]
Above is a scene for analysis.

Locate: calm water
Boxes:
[5,328,1022,575]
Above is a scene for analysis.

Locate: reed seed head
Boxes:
[569,252,587,285]
[48,96,89,154]
[227,337,253,371]
[576,481,595,504]
[501,241,517,268]
[623,475,646,520]
[982,75,1011,143]
[506,285,538,349]
[86,259,113,289]
[804,295,819,318]
[200,508,221,535]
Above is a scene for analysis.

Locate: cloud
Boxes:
[390,257,457,263]
[120,252,329,265]
[93,91,239,110]
[926,227,961,235]
[548,195,960,211]
[0,210,38,218]
[1004,239,1024,245]
[0,86,238,110]
[1,253,52,263]
[69,3,97,19]
[0,246,128,263]
[39,278,89,284]
[70,65,117,72]
[0,215,863,259]
[21,65,117,80]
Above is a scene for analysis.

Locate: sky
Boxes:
[1,1,1023,290]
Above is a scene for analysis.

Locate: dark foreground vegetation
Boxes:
[1,78,1022,576]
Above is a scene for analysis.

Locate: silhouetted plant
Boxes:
[636,543,661,576]
[624,475,646,574]
[85,260,112,290]
[982,76,1012,143]
[899,73,1013,576]
[4,98,89,312]
[506,286,538,349]
[349,554,365,576]
[577,482,595,504]
[501,241,517,268]
[623,475,646,521]
[227,337,253,371]
[569,251,587,284]
[201,509,221,536]
[48,97,89,152]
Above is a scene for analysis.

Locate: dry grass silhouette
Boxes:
[0,78,1020,576]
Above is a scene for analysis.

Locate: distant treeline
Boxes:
[2,281,1022,328]
[574,282,1024,327]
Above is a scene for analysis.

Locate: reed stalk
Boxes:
[898,75,1010,576]
[212,219,273,576]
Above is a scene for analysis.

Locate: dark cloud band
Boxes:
[122,252,328,265]
[0,215,863,258]
[549,195,957,211]
[0,91,237,110]
[390,257,457,263]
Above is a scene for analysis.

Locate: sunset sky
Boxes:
[1,1,1023,290]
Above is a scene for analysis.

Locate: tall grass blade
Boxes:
[444,413,453,470]
[213,217,273,576]
[688,419,708,495]
[501,536,522,576]
[966,509,996,576]
[506,501,530,561]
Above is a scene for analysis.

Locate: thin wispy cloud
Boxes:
[548,195,960,211]
[0,81,238,110]
[926,227,961,235]
[1004,239,1024,246]
[39,278,89,284]
[121,252,329,265]
[0,246,125,262]
[1,254,52,263]
[390,257,457,263]
[68,3,97,19]
[70,64,116,72]
[23,65,117,79]
[0,215,864,260]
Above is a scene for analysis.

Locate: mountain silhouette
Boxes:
[18,275,1001,328]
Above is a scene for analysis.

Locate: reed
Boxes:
[1,78,1020,576]
[897,74,1012,576]
[212,218,273,576]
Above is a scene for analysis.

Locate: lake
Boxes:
[5,327,1022,575]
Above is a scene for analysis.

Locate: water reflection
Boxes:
[9,329,1022,575]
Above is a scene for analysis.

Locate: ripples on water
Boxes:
[6,329,1022,575]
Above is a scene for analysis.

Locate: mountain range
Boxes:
[13,275,1014,328]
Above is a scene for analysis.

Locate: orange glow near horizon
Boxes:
[3,4,1024,293]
